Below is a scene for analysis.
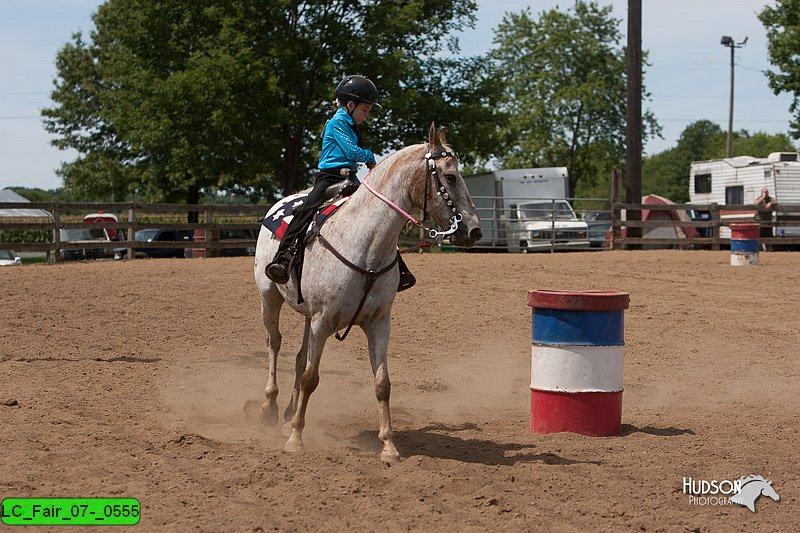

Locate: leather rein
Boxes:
[313,146,462,341]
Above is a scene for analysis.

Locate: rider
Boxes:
[265,75,416,291]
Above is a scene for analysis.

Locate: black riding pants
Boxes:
[275,170,348,257]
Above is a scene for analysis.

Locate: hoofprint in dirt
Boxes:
[1,251,797,531]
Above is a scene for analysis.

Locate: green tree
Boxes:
[490,1,659,198]
[759,0,800,138]
[643,120,797,202]
[43,0,502,208]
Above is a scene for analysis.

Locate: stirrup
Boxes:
[265,250,294,284]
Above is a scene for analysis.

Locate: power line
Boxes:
[657,117,790,124]
[653,94,791,101]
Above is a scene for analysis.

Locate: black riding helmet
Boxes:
[335,75,381,108]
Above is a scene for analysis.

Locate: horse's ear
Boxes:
[428,122,441,149]
[437,126,448,146]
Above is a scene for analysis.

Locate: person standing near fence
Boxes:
[755,188,777,242]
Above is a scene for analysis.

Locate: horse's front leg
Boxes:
[365,314,401,464]
[284,317,328,453]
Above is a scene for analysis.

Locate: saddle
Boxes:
[262,182,356,303]
[261,184,353,244]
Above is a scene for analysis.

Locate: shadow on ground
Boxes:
[351,422,605,467]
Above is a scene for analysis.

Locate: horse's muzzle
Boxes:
[469,227,483,243]
[452,224,482,247]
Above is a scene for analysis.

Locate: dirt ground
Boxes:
[1,250,798,532]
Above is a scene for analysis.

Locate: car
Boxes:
[0,249,22,266]
[115,229,194,259]
[218,228,258,257]
[509,200,590,252]
[688,210,712,238]
[53,227,118,261]
[582,210,613,247]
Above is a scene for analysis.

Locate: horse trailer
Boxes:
[689,152,800,238]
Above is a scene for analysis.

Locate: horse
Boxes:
[252,123,482,463]
[730,475,780,512]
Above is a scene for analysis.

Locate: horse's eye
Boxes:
[445,173,458,183]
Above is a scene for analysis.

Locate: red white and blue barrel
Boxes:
[730,223,759,266]
[527,290,630,436]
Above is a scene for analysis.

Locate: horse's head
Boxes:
[761,480,780,502]
[416,122,482,247]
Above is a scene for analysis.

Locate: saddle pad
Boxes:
[262,194,349,241]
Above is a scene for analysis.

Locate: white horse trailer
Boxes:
[689,152,800,238]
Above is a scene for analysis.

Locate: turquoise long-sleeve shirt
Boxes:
[318,108,376,173]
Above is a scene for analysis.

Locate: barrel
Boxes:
[527,290,630,436]
[730,223,759,266]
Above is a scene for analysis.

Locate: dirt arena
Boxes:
[2,250,798,531]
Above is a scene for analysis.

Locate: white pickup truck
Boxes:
[508,200,590,252]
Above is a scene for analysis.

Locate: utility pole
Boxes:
[720,35,747,158]
[625,0,642,248]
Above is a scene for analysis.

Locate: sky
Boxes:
[0,0,795,191]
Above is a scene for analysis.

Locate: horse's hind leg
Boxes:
[284,317,329,453]
[282,317,310,435]
[364,315,401,464]
[259,285,284,426]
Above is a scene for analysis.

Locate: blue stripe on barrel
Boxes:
[731,239,759,253]
[532,308,624,346]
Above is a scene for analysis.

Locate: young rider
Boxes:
[265,75,415,291]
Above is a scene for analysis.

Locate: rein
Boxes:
[316,145,463,342]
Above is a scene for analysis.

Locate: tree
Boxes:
[490,1,659,198]
[42,0,502,208]
[759,0,800,138]
[643,120,797,202]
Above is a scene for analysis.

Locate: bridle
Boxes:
[313,145,466,342]
[360,145,464,242]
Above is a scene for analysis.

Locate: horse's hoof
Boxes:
[380,451,402,465]
[244,400,264,425]
[281,421,294,437]
[260,402,279,427]
[284,436,304,453]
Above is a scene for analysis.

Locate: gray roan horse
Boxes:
[252,123,482,463]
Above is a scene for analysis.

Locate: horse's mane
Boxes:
[739,475,770,485]
[357,139,458,208]
[362,143,427,194]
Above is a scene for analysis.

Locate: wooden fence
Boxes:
[4,201,800,260]
[0,201,270,262]
[610,202,800,249]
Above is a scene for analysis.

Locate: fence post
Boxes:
[127,204,136,261]
[51,204,61,263]
[709,203,721,251]
[610,169,621,250]
[550,198,556,253]
[203,206,218,258]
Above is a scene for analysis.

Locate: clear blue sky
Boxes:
[0,0,795,191]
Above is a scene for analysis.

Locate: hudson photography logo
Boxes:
[682,475,780,512]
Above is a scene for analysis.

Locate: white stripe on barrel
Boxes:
[528,290,630,436]
[730,223,759,266]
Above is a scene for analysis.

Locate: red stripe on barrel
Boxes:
[530,390,623,436]
[730,223,759,241]
[527,290,630,312]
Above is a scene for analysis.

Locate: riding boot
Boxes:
[396,253,416,292]
[265,247,295,284]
